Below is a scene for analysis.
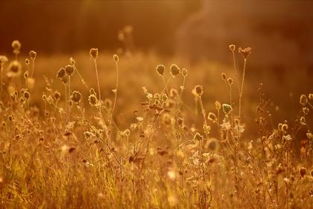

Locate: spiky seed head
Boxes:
[70,91,81,104]
[0,56,8,65]
[6,61,22,78]
[156,64,165,76]
[113,54,119,63]
[89,48,98,59]
[227,77,233,85]
[11,40,21,54]
[238,47,252,59]
[89,88,96,96]
[192,85,203,97]
[25,58,30,65]
[88,94,98,106]
[53,91,61,101]
[221,73,227,81]
[65,65,75,76]
[208,112,217,122]
[69,57,76,65]
[181,68,188,77]
[23,71,29,79]
[56,68,66,80]
[170,88,178,98]
[170,64,180,77]
[215,101,221,110]
[29,50,37,60]
[300,94,308,106]
[222,104,233,114]
[302,107,309,115]
[229,44,236,52]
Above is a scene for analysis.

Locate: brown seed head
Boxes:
[7,61,22,78]
[12,40,21,54]
[65,65,75,76]
[29,50,37,60]
[113,54,119,63]
[300,94,308,106]
[70,91,81,104]
[156,64,165,76]
[56,67,66,80]
[238,47,252,59]
[192,85,203,97]
[89,48,98,59]
[229,44,236,52]
[170,64,180,77]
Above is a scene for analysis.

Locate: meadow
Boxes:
[0,40,312,209]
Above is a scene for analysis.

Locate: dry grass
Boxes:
[0,41,312,209]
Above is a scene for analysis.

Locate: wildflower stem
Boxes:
[112,60,119,118]
[93,58,101,102]
[0,64,3,94]
[239,58,247,119]
[31,59,35,78]
[199,96,207,126]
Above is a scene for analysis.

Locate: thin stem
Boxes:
[199,96,207,126]
[0,64,3,95]
[31,59,35,78]
[229,85,232,105]
[232,51,240,93]
[239,58,247,120]
[93,58,101,101]
[112,61,119,117]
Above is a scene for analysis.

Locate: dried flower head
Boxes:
[65,65,75,76]
[192,85,203,97]
[207,112,217,122]
[222,104,233,114]
[89,48,98,59]
[227,77,233,85]
[229,44,236,52]
[53,91,61,101]
[29,50,37,60]
[181,68,188,77]
[23,71,29,79]
[113,54,119,63]
[88,94,98,106]
[238,47,252,59]
[156,64,165,76]
[70,91,81,104]
[0,56,8,65]
[215,101,221,110]
[221,73,227,81]
[6,61,22,78]
[56,67,66,80]
[12,40,21,54]
[299,94,308,106]
[170,64,180,77]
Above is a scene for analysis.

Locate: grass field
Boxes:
[0,41,312,209]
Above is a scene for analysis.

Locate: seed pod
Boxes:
[29,50,37,60]
[170,64,180,77]
[89,48,98,59]
[229,44,236,52]
[156,64,165,76]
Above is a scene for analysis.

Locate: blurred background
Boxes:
[0,0,313,124]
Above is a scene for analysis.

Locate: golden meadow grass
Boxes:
[0,40,312,209]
